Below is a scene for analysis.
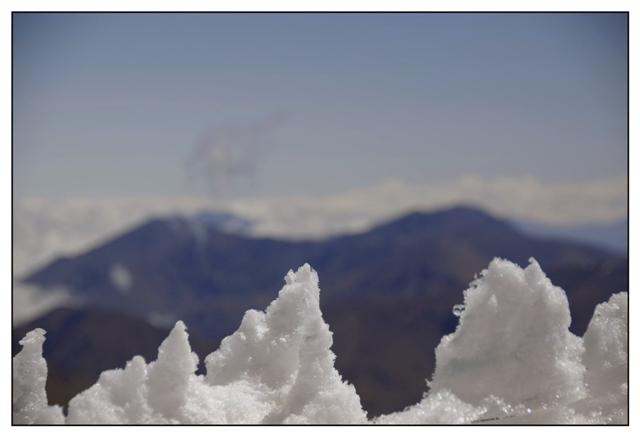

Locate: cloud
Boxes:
[186,113,287,196]
[13,174,626,277]
[12,281,73,327]
[13,196,217,276]
[227,174,628,238]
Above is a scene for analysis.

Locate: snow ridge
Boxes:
[12,260,628,424]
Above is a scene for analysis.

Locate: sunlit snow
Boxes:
[110,264,133,295]
[12,260,628,424]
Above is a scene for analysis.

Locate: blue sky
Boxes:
[13,13,628,199]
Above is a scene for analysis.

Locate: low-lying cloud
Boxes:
[14,174,626,276]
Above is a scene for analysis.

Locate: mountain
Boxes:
[514,218,628,255]
[18,206,628,416]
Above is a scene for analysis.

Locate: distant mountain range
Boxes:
[15,206,628,417]
[514,218,627,255]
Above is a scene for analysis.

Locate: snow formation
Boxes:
[431,258,586,408]
[12,329,65,424]
[13,260,628,424]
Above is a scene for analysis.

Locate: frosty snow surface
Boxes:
[12,259,628,424]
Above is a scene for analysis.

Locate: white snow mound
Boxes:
[13,260,627,424]
[430,258,586,407]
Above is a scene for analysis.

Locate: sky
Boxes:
[13,12,628,200]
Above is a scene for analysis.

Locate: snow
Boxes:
[430,258,586,407]
[13,260,628,424]
[110,264,133,294]
[374,390,485,424]
[62,265,364,424]
[583,292,628,398]
[204,264,366,424]
[146,321,199,420]
[12,329,65,424]
[147,312,177,328]
[579,292,628,424]
[66,356,151,424]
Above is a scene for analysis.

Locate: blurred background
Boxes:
[12,12,628,417]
